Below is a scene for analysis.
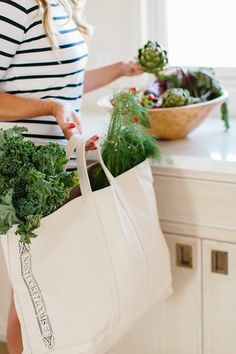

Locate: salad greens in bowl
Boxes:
[99,41,229,139]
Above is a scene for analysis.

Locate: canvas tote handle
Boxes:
[66,134,115,201]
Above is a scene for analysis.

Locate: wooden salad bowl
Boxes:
[148,91,228,139]
[98,91,228,140]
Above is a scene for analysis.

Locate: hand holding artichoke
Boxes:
[138,41,168,76]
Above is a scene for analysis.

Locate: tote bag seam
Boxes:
[79,192,120,344]
[112,185,153,305]
[93,195,121,342]
[86,204,117,342]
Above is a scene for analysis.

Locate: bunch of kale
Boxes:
[0,126,78,244]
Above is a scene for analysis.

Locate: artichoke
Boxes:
[161,88,193,108]
[138,41,168,76]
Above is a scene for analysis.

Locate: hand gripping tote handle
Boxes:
[65,133,115,200]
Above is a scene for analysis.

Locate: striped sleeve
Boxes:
[0,0,27,80]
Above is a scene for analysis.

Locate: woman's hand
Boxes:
[51,100,82,140]
[120,59,144,77]
[51,100,99,150]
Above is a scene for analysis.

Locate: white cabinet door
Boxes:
[155,234,202,354]
[0,243,11,341]
[203,240,236,354]
[109,234,202,354]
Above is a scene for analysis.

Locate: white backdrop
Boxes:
[83,0,235,117]
[82,0,150,111]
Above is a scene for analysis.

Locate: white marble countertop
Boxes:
[155,117,236,176]
[81,109,236,178]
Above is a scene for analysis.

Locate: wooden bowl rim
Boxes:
[148,90,228,112]
[98,90,228,112]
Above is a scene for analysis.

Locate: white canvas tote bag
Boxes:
[1,134,172,354]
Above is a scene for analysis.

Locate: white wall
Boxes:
[82,0,149,111]
[83,0,236,119]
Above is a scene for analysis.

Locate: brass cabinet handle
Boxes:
[176,243,193,269]
[211,250,228,275]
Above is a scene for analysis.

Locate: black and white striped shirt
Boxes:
[0,0,88,151]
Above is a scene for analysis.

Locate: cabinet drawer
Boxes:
[154,175,236,240]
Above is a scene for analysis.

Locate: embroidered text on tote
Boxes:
[19,242,55,350]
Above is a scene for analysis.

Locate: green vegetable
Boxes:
[0,126,79,244]
[138,41,168,76]
[0,190,19,235]
[140,40,228,129]
[188,69,229,129]
[161,88,193,108]
[187,68,224,100]
[32,143,68,175]
[89,91,161,191]
[155,67,229,129]
[156,67,224,100]
[221,102,230,131]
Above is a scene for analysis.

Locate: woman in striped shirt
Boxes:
[0,0,143,353]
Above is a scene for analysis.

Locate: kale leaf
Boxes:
[0,127,79,244]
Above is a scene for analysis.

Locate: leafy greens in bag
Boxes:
[88,91,161,191]
[0,126,78,244]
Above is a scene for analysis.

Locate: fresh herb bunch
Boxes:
[138,41,168,75]
[89,91,161,191]
[0,127,79,244]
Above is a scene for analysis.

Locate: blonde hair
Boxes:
[37,0,92,49]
